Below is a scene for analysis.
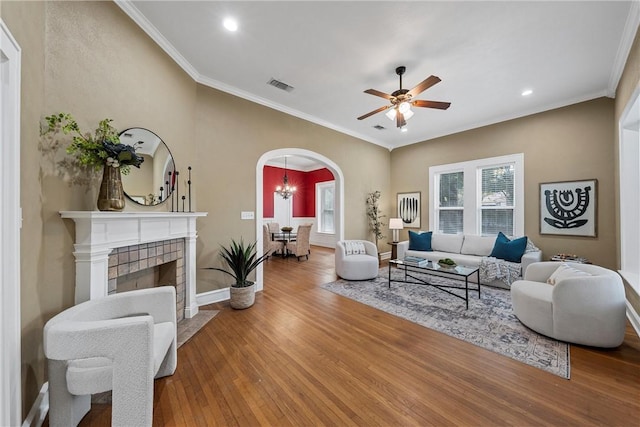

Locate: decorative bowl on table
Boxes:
[281,226,293,232]
[438,258,457,269]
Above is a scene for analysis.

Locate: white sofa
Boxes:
[511,262,627,348]
[335,240,379,280]
[397,233,541,289]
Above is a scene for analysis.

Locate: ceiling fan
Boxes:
[357,66,451,129]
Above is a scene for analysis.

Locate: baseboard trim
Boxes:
[22,382,48,427]
[196,288,230,306]
[380,251,391,260]
[626,300,640,338]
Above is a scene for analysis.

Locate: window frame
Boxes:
[316,180,335,234]
[618,86,640,294]
[429,154,524,236]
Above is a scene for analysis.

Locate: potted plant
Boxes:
[40,112,144,210]
[207,239,269,309]
[366,190,386,255]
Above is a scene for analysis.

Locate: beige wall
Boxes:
[614,26,640,312]
[2,0,46,417]
[193,85,391,292]
[3,0,199,416]
[391,98,616,269]
[3,0,390,414]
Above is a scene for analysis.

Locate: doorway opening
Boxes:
[256,149,345,291]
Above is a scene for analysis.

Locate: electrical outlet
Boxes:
[241,211,255,220]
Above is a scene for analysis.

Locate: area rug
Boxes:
[321,267,570,379]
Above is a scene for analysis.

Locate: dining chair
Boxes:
[286,224,312,261]
[263,224,285,258]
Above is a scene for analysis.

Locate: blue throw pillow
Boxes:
[408,231,433,251]
[489,232,527,263]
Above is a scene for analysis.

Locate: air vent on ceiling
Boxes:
[373,125,386,130]
[267,78,295,92]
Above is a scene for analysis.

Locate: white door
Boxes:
[0,19,22,427]
[273,193,293,227]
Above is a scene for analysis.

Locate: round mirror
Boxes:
[119,128,176,206]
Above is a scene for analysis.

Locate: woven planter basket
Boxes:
[229,283,256,309]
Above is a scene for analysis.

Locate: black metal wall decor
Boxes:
[539,179,597,237]
[397,191,421,228]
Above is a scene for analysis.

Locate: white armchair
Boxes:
[335,240,379,280]
[511,262,626,348]
[43,286,178,427]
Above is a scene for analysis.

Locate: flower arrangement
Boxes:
[41,113,144,174]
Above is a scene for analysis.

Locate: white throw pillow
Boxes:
[344,241,354,255]
[547,263,593,285]
[354,242,366,254]
[461,235,495,256]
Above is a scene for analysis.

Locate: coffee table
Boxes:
[389,259,481,309]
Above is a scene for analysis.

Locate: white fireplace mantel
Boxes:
[60,211,207,318]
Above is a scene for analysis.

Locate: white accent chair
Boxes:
[43,286,178,427]
[335,240,379,280]
[511,262,626,348]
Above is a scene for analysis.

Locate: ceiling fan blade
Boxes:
[364,89,393,100]
[396,111,406,128]
[412,100,451,110]
[357,105,392,121]
[407,75,441,98]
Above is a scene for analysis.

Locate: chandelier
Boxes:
[275,157,296,200]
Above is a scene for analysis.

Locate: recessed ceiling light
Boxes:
[521,89,533,96]
[223,17,238,32]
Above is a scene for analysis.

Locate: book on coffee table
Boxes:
[403,256,428,267]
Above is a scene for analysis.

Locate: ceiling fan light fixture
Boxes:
[403,109,414,120]
[385,108,397,121]
[398,101,411,114]
[401,127,408,133]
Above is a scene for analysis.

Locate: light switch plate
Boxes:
[241,211,255,220]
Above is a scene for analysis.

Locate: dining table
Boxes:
[272,230,297,257]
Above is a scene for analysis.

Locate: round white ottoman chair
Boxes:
[511,261,626,348]
[335,240,379,281]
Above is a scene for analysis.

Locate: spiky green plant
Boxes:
[207,239,269,288]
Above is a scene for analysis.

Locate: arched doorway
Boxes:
[255,149,345,291]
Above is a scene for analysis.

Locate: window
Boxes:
[316,181,335,234]
[619,88,640,293]
[430,154,524,236]
[481,165,515,235]
[437,171,464,234]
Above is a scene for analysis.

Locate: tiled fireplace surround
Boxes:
[108,239,186,321]
[60,211,207,320]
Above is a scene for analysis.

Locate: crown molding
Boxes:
[114,0,199,81]
[608,0,640,97]
[115,1,391,151]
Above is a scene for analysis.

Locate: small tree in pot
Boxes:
[207,239,269,309]
[366,190,386,255]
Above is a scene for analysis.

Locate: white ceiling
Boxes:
[118,1,639,150]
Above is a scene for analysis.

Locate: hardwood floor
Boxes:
[80,245,640,426]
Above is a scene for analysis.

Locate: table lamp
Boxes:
[389,218,404,243]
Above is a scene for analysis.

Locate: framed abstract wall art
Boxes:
[397,191,421,228]
[539,179,597,237]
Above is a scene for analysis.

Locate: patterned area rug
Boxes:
[321,267,570,379]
